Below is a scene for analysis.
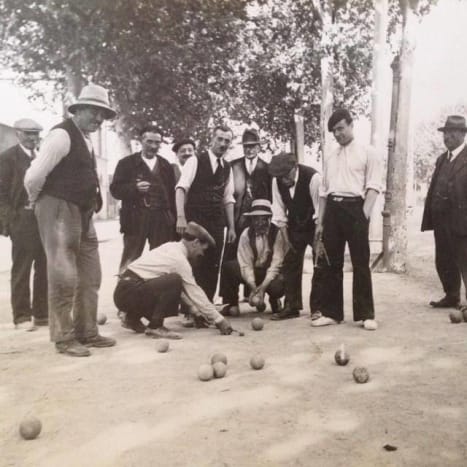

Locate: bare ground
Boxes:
[0,210,466,467]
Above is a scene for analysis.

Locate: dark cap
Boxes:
[327,108,353,132]
[172,138,196,153]
[184,222,216,248]
[268,152,297,177]
[240,129,263,146]
[438,115,467,132]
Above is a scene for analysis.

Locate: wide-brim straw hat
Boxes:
[243,199,273,216]
[438,115,467,132]
[68,83,117,120]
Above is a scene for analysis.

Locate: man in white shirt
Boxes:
[24,83,117,356]
[221,199,286,315]
[114,222,233,338]
[171,138,196,182]
[0,119,47,329]
[175,125,236,301]
[312,108,381,330]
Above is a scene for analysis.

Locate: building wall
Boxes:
[0,123,17,153]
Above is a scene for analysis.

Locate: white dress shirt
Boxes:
[447,142,465,162]
[176,150,235,205]
[142,154,157,171]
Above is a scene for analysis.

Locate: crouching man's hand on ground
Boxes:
[216,318,233,335]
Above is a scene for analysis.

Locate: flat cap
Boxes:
[172,138,196,153]
[13,118,43,132]
[268,152,297,177]
[185,222,216,248]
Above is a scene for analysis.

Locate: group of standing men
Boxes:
[1,80,406,358]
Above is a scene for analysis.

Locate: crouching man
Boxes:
[221,199,286,316]
[114,222,233,339]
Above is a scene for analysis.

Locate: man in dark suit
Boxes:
[110,125,177,274]
[0,119,48,329]
[422,115,467,309]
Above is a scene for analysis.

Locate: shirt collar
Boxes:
[451,142,465,158]
[19,144,33,157]
[208,149,223,168]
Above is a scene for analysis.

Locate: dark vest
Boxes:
[41,118,100,211]
[430,156,454,214]
[247,223,279,270]
[140,158,171,210]
[277,164,316,234]
[185,151,230,223]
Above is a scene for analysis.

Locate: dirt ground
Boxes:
[0,209,466,467]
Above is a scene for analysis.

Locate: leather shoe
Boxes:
[55,340,91,357]
[79,335,116,348]
[270,307,300,320]
[270,298,282,314]
[429,296,459,308]
[145,327,182,340]
[122,315,146,333]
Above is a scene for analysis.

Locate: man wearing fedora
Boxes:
[176,124,236,301]
[110,125,176,274]
[221,199,286,315]
[114,221,233,339]
[171,138,196,182]
[268,152,323,321]
[422,115,467,309]
[0,118,48,329]
[25,83,116,357]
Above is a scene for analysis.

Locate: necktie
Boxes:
[247,159,254,175]
[30,149,36,159]
[447,151,452,163]
[214,158,222,177]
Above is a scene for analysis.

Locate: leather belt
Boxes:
[329,195,362,203]
[119,269,144,282]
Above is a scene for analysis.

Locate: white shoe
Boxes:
[311,316,338,327]
[15,321,34,331]
[363,319,378,331]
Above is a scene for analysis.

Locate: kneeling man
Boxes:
[222,199,286,315]
[114,222,233,339]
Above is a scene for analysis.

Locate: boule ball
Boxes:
[251,317,264,331]
[198,364,214,381]
[229,306,240,317]
[353,367,370,384]
[212,361,227,378]
[449,310,463,323]
[97,313,107,325]
[250,295,262,307]
[19,417,42,440]
[211,353,228,365]
[256,303,267,313]
[156,340,169,353]
[250,355,265,370]
[334,348,350,366]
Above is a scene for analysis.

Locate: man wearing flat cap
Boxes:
[172,138,196,182]
[114,221,234,338]
[0,118,48,329]
[221,199,286,316]
[422,115,467,310]
[25,83,117,357]
[110,125,176,273]
[268,152,323,320]
[312,108,381,330]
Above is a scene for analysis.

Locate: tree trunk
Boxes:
[389,0,419,272]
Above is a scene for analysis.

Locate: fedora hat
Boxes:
[438,115,467,132]
[239,129,265,146]
[13,118,43,132]
[68,83,117,120]
[243,199,273,217]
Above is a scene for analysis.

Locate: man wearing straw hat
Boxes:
[422,115,467,310]
[0,118,48,329]
[25,83,117,357]
[221,199,286,316]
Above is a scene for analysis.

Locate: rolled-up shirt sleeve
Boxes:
[365,146,382,193]
[310,172,321,220]
[175,155,198,193]
[271,178,288,228]
[24,128,70,204]
[223,168,235,205]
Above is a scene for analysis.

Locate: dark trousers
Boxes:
[119,209,175,272]
[433,212,461,301]
[282,230,323,312]
[113,271,182,329]
[452,233,467,300]
[321,197,374,322]
[9,209,47,324]
[189,218,225,301]
[221,260,284,305]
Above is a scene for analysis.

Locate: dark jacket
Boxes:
[422,146,467,235]
[0,144,31,236]
[110,153,176,234]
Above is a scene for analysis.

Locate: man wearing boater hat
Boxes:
[25,83,117,357]
[114,221,233,338]
[0,118,48,329]
[268,152,323,320]
[422,115,467,310]
[221,199,286,315]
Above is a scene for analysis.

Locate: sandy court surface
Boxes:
[0,216,466,467]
